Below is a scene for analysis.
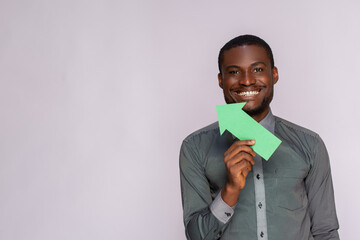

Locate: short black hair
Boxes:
[218,34,275,73]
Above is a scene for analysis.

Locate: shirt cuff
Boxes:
[210,191,236,224]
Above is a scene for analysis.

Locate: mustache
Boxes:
[230,86,265,92]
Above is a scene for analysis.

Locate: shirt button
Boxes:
[258,202,262,209]
[256,173,260,179]
[260,231,264,238]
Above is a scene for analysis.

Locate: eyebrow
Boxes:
[250,61,267,67]
[225,65,240,70]
[225,62,267,70]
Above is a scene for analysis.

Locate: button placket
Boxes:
[253,155,268,240]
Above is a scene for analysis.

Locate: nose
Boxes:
[239,72,256,86]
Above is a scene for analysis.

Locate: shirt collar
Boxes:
[259,108,275,134]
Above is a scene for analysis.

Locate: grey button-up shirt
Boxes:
[180,111,339,239]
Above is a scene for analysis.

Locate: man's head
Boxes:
[218,35,275,74]
[217,34,278,122]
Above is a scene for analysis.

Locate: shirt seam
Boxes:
[183,122,219,144]
[275,116,320,140]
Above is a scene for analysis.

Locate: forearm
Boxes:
[313,230,340,240]
[184,191,235,240]
[185,207,226,240]
[306,136,340,239]
[180,140,237,239]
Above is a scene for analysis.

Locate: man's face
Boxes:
[218,45,278,121]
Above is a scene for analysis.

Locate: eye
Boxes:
[253,67,263,73]
[229,70,239,75]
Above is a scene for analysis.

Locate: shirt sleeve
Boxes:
[210,191,236,224]
[179,140,233,240]
[305,135,340,239]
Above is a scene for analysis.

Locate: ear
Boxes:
[272,67,279,84]
[218,73,223,89]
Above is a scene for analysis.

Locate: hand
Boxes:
[221,140,256,206]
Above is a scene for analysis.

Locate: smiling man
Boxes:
[179,35,339,240]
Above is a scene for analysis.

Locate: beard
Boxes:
[243,89,273,117]
[224,86,274,117]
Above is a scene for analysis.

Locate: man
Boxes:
[179,35,339,240]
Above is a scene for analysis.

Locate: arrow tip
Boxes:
[217,103,246,136]
[219,122,226,135]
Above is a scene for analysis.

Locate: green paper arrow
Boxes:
[216,102,282,160]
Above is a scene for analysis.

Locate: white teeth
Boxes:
[237,91,259,96]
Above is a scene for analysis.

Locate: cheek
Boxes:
[223,77,238,88]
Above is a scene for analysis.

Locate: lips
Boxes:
[236,90,259,96]
[232,88,261,97]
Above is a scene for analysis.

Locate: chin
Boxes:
[243,105,268,117]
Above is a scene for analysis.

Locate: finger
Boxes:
[227,140,255,152]
[228,160,252,177]
[225,145,256,160]
[234,151,255,165]
[242,165,252,177]
[225,140,256,159]
[225,140,255,155]
[225,151,255,167]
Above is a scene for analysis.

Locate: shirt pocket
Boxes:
[275,168,308,211]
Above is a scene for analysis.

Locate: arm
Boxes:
[305,135,339,240]
[180,140,255,239]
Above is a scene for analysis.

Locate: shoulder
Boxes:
[274,116,324,155]
[181,122,221,159]
[182,122,219,145]
[275,116,320,139]
[180,122,220,167]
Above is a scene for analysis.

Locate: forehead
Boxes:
[222,45,270,67]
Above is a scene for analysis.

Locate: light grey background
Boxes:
[0,0,358,239]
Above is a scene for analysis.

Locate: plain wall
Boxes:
[0,0,359,239]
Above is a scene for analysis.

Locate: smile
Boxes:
[235,90,260,96]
